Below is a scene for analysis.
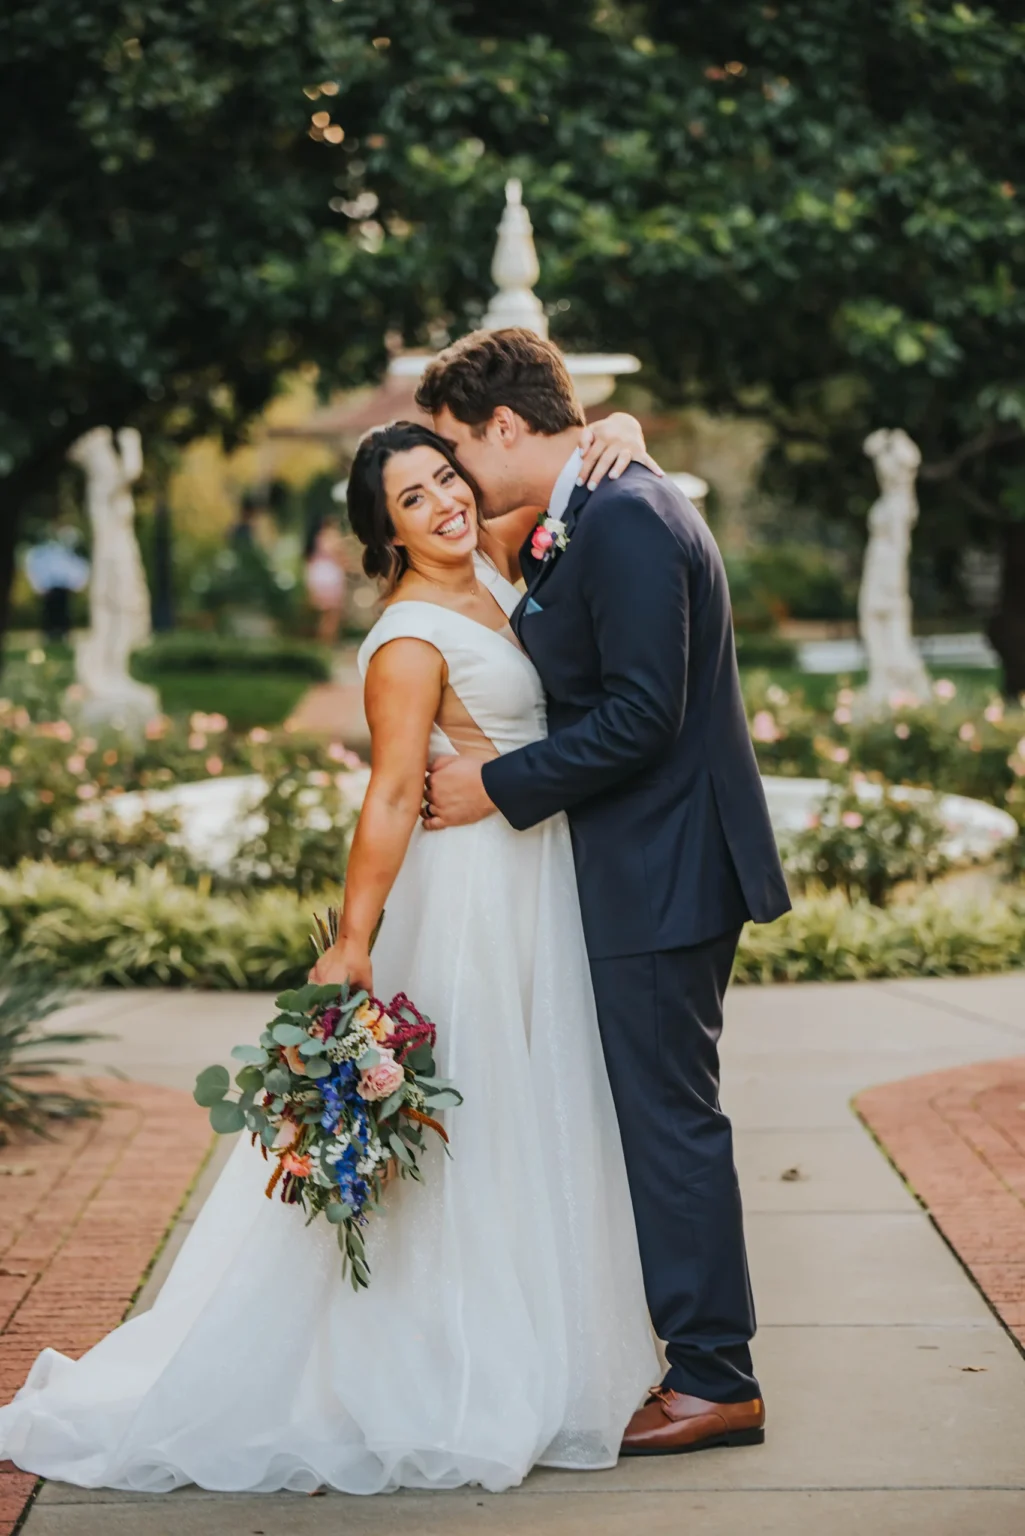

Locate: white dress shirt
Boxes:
[548,448,584,522]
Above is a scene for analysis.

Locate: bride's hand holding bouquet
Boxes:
[309,931,373,994]
[193,905,461,1289]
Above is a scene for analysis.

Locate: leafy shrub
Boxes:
[37,805,195,881]
[189,541,296,628]
[734,633,799,669]
[741,674,1025,872]
[734,889,1025,984]
[228,763,357,895]
[0,864,317,990]
[0,693,362,875]
[727,543,856,627]
[132,633,331,680]
[0,980,105,1143]
[2,864,1021,991]
[783,780,950,906]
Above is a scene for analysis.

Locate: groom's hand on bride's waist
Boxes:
[422,754,497,830]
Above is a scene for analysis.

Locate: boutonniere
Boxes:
[529,513,570,563]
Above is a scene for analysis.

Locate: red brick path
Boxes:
[856,1058,1025,1349]
[0,1079,211,1535]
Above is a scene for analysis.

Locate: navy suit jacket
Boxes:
[481,465,791,960]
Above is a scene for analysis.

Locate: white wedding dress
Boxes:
[0,559,657,1495]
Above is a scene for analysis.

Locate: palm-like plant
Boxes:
[0,981,106,1144]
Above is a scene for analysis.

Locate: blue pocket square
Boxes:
[524,596,543,615]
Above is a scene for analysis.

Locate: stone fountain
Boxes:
[389,179,643,410]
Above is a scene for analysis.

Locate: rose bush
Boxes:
[742,673,1025,879]
[782,779,950,907]
[0,695,360,890]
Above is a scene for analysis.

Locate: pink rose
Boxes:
[750,710,779,743]
[359,1053,405,1102]
[841,810,864,830]
[531,527,554,558]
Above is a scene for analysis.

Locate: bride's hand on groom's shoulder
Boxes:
[578,413,664,493]
[309,939,373,994]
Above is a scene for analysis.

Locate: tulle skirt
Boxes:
[0,813,657,1493]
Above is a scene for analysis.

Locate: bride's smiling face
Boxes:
[382,445,478,570]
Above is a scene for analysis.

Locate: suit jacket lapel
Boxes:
[513,481,592,640]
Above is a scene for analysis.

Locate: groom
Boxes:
[416,328,791,1455]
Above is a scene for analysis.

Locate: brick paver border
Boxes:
[0,1079,212,1536]
[856,1057,1025,1350]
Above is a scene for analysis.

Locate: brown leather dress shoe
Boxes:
[620,1387,765,1456]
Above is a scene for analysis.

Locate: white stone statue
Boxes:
[67,426,160,730]
[858,427,930,710]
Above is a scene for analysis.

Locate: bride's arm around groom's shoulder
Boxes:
[483,471,692,831]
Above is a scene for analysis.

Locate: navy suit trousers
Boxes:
[589,929,759,1404]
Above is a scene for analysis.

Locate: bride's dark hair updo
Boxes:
[347,420,479,590]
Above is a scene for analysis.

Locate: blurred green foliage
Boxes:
[2,1,1024,681]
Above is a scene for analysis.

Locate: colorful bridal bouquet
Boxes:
[193,911,461,1289]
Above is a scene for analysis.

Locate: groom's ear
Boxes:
[491,406,523,447]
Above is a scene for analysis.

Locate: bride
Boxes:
[0,417,661,1496]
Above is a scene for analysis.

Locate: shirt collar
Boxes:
[548,448,584,523]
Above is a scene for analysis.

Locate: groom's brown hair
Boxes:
[415,327,586,436]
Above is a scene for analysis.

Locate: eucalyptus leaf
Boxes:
[423,1088,463,1109]
[304,1055,332,1080]
[298,1036,327,1056]
[271,1022,308,1046]
[264,1067,291,1095]
[260,1123,279,1147]
[356,1047,380,1071]
[234,1064,264,1094]
[403,1044,433,1073]
[324,1201,349,1225]
[376,1085,407,1121]
[209,1099,246,1134]
[388,1133,414,1167]
[231,1043,268,1064]
[193,1064,230,1107]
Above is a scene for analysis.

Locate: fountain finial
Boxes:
[481,178,548,338]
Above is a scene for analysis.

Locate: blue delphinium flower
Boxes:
[320,1060,360,1133]
[333,1142,369,1211]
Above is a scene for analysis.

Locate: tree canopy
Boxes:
[3,1,1024,681]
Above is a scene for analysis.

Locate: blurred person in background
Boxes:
[24,524,90,644]
[304,514,349,643]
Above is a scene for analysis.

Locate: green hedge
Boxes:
[735,889,1025,983]
[734,632,799,669]
[2,864,1022,992]
[132,633,332,680]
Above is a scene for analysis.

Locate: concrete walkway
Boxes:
[23,974,1025,1534]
